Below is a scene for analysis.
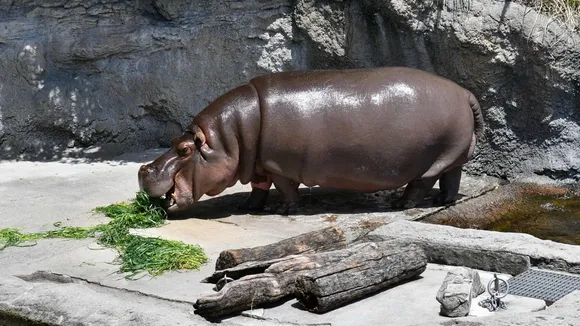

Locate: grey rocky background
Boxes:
[1,0,579,181]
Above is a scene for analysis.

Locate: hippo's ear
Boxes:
[190,125,206,149]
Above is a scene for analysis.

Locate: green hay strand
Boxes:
[119,235,208,278]
[0,191,208,279]
[0,226,97,249]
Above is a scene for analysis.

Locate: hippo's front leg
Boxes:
[270,174,300,216]
[239,175,272,212]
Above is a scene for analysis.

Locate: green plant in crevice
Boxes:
[0,191,208,279]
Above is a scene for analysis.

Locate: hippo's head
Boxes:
[138,125,238,213]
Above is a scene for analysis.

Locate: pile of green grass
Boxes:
[0,191,208,279]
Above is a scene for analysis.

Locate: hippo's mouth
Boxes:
[139,157,197,214]
[161,185,179,212]
[159,182,195,214]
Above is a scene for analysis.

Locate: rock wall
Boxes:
[292,0,580,180]
[1,0,579,181]
[0,0,298,159]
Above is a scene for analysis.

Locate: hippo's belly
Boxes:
[264,148,443,192]
[260,129,445,192]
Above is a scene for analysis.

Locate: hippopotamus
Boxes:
[138,66,485,215]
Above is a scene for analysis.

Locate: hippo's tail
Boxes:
[468,92,485,140]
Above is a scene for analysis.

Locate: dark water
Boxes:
[0,311,54,325]
[483,192,580,245]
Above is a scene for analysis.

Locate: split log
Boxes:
[194,241,427,317]
[202,255,296,284]
[195,247,367,317]
[294,242,427,314]
[194,273,291,318]
[215,224,377,270]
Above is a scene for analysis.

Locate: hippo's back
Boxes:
[250,67,475,191]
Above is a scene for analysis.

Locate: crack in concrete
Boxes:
[14,270,196,305]
[214,219,241,226]
[240,309,332,326]
[412,183,502,222]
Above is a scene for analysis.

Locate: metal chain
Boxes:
[478,295,507,312]
[478,274,509,312]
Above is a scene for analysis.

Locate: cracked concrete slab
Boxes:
[0,148,569,326]
[0,272,248,326]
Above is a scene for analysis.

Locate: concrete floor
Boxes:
[0,148,547,326]
[225,264,546,326]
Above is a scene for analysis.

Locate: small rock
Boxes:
[540,203,562,211]
[241,308,265,319]
[436,267,485,317]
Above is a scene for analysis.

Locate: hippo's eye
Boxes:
[178,145,192,157]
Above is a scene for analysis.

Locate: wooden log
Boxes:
[215,224,378,270]
[194,273,290,318]
[294,242,427,314]
[202,255,296,284]
[195,249,362,317]
[194,241,426,317]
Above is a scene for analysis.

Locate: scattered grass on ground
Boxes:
[0,191,208,279]
[0,226,98,250]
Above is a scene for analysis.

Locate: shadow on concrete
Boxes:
[169,187,466,220]
[1,146,168,166]
[289,274,425,313]
[195,275,426,322]
[196,297,296,323]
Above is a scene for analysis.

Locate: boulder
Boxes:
[436,267,485,317]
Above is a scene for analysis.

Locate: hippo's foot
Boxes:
[270,202,298,216]
[433,193,457,207]
[391,199,417,210]
[238,189,269,212]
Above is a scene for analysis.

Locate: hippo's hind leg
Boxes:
[239,175,272,212]
[270,174,300,216]
[433,165,462,206]
[391,177,438,209]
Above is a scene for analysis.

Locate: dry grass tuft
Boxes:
[435,0,580,30]
[358,220,384,230]
[532,0,580,30]
[324,215,338,223]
